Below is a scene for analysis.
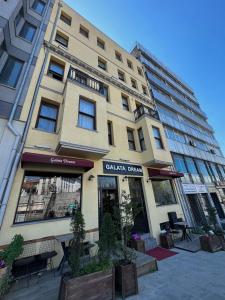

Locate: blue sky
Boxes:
[64,0,225,154]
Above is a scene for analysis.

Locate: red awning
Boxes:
[21,152,94,171]
[148,168,184,179]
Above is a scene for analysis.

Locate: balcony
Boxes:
[68,67,105,95]
[134,104,160,121]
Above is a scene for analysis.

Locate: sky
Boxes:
[64,0,225,154]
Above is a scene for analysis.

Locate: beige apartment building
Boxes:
[0,0,185,263]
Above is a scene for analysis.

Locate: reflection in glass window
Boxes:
[19,22,36,42]
[36,102,58,133]
[32,0,45,15]
[152,180,177,206]
[172,154,190,183]
[185,157,202,183]
[78,98,96,130]
[14,172,82,223]
[195,159,212,183]
[0,56,23,88]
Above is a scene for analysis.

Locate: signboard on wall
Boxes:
[182,183,208,194]
[103,161,143,176]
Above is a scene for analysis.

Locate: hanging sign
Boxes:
[103,161,143,176]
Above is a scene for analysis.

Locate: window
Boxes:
[97,37,105,49]
[60,11,72,26]
[152,180,177,206]
[107,121,113,145]
[142,85,147,95]
[32,0,45,15]
[36,102,58,133]
[173,154,190,183]
[0,56,23,88]
[131,78,137,89]
[127,59,133,69]
[195,159,212,183]
[14,171,82,224]
[127,128,136,150]
[115,51,122,61]
[137,67,143,76]
[98,57,107,70]
[138,128,146,151]
[100,85,109,102]
[78,98,96,130]
[209,163,221,182]
[48,59,64,81]
[121,95,129,111]
[55,32,69,47]
[19,22,36,42]
[118,70,125,82]
[152,126,164,149]
[79,25,89,38]
[15,8,23,27]
[185,157,202,183]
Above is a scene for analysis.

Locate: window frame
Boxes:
[127,128,136,151]
[121,94,129,111]
[152,179,177,206]
[138,127,146,151]
[142,85,148,95]
[152,126,164,149]
[107,121,113,145]
[79,25,89,38]
[55,32,69,48]
[78,97,96,131]
[47,59,65,81]
[98,57,107,71]
[18,21,37,42]
[32,0,46,16]
[0,56,24,88]
[118,70,125,82]
[60,11,72,26]
[97,37,105,50]
[115,50,122,62]
[36,101,59,133]
[131,78,137,89]
[137,67,143,76]
[127,59,133,69]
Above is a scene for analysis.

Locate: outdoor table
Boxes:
[174,222,192,241]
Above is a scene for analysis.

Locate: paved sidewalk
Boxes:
[128,249,225,300]
[4,249,225,300]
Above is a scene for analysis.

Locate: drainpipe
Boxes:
[0,0,62,229]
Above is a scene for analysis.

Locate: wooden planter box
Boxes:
[58,268,115,300]
[115,262,138,299]
[200,235,222,253]
[130,240,145,253]
[160,233,174,249]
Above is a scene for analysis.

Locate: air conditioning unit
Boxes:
[189,140,196,147]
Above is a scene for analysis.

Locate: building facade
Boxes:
[0,0,54,229]
[0,1,185,264]
[132,43,225,228]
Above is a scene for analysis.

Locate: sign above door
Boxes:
[103,161,143,176]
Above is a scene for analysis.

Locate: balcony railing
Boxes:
[134,104,160,121]
[68,67,104,94]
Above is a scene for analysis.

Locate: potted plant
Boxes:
[0,234,24,297]
[58,210,116,300]
[199,207,222,253]
[114,190,140,299]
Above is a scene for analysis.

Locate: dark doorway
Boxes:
[210,193,225,219]
[128,177,149,234]
[98,176,119,228]
[187,194,207,226]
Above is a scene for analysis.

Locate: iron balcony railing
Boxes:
[68,67,105,94]
[134,104,160,121]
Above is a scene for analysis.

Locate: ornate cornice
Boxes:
[44,41,155,106]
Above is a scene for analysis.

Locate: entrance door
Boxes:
[187,194,207,226]
[98,176,119,228]
[211,193,225,219]
[128,177,149,234]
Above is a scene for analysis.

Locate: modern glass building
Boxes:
[132,43,225,227]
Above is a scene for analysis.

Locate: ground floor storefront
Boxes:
[0,151,184,269]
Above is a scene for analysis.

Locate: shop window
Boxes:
[127,59,133,69]
[78,98,96,130]
[55,31,69,47]
[131,78,137,89]
[48,59,65,81]
[60,11,72,26]
[127,128,136,150]
[138,128,146,151]
[115,50,122,62]
[152,126,164,149]
[19,22,36,42]
[36,101,58,133]
[107,121,113,145]
[14,171,82,224]
[97,37,105,49]
[118,70,125,82]
[32,0,45,15]
[98,57,107,71]
[121,94,129,111]
[0,56,23,88]
[152,180,177,206]
[79,25,89,38]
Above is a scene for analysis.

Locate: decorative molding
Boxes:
[44,41,155,106]
[56,141,109,156]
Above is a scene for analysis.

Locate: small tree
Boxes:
[98,213,118,260]
[69,209,85,277]
[114,190,141,264]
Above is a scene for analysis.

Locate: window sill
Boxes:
[16,34,34,44]
[12,216,71,227]
[0,83,16,90]
[77,125,98,133]
[32,127,59,134]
